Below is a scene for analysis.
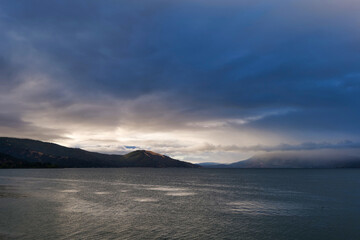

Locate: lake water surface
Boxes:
[0,169,359,239]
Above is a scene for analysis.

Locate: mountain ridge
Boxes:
[0,137,199,168]
[199,151,360,168]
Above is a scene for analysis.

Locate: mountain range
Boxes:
[2,137,360,169]
[199,151,360,168]
[0,137,199,168]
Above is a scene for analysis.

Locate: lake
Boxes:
[0,169,359,239]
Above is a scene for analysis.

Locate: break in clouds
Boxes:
[1,0,360,163]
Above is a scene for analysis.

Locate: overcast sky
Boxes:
[1,0,360,163]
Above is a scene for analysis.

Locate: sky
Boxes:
[0,0,360,163]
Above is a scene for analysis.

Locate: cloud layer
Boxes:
[0,0,360,162]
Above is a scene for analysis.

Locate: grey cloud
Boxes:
[0,0,360,160]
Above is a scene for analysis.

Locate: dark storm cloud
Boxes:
[0,0,360,146]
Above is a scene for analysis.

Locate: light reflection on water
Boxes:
[228,200,305,216]
[0,169,360,240]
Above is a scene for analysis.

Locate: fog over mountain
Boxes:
[0,0,360,163]
[206,150,360,168]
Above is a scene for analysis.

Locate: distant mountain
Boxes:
[204,151,360,168]
[0,137,199,168]
[121,150,196,168]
